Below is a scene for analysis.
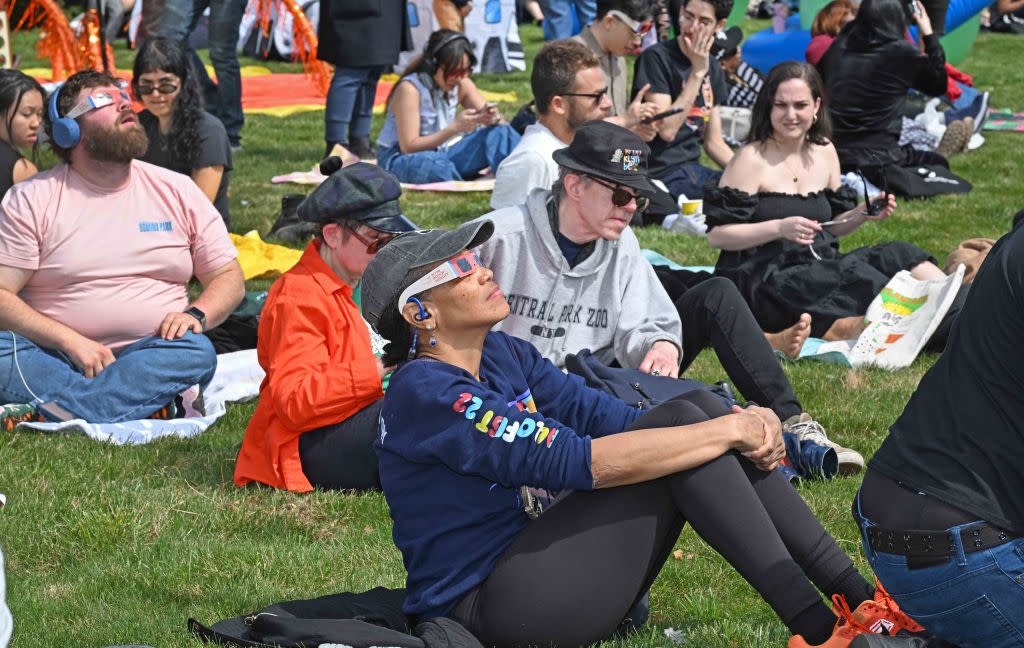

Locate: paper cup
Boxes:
[681,199,703,216]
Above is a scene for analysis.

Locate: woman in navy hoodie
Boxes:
[360,221,916,648]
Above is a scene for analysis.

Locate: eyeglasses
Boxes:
[64,90,132,120]
[444,67,471,81]
[855,167,889,216]
[588,175,650,211]
[560,87,609,105]
[135,82,180,96]
[398,250,484,309]
[608,9,653,35]
[346,225,395,254]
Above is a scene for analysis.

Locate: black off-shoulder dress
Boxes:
[705,184,935,337]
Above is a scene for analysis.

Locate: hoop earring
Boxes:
[812,113,818,124]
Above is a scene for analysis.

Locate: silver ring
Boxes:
[652,369,661,375]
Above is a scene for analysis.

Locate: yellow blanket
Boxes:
[231,231,303,280]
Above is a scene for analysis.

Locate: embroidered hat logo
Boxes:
[621,148,642,172]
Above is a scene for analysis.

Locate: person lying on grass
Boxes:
[359,221,918,648]
[706,62,966,347]
[235,162,416,493]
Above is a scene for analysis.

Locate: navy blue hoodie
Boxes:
[376,332,641,618]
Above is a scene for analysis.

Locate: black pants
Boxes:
[451,391,867,648]
[298,400,382,491]
[657,271,804,421]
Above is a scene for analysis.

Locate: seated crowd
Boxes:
[0,0,1019,646]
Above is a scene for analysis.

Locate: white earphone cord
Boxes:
[10,331,43,403]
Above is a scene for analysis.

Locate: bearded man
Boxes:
[0,71,244,427]
[490,39,658,210]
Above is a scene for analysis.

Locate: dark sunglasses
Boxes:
[346,225,395,254]
[135,82,180,96]
[588,176,650,211]
[561,87,609,104]
[856,167,889,216]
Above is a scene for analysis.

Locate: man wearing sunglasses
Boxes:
[491,40,656,209]
[477,120,841,470]
[235,161,418,493]
[0,70,244,428]
[572,0,659,121]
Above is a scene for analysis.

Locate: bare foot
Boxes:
[823,315,866,341]
[765,313,812,359]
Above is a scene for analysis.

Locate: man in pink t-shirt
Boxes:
[0,70,244,426]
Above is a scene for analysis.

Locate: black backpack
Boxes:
[564,349,734,410]
[189,587,483,648]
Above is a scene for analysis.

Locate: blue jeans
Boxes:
[159,0,245,144]
[326,66,385,144]
[853,491,1024,647]
[539,0,594,39]
[657,162,722,200]
[378,124,520,184]
[0,331,217,423]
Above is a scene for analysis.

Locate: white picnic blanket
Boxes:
[15,350,264,445]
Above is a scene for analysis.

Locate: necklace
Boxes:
[781,155,802,184]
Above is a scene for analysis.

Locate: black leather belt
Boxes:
[866,523,1020,569]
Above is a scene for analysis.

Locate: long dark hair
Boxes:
[840,0,908,47]
[386,29,477,107]
[748,61,832,146]
[0,69,44,156]
[132,37,203,170]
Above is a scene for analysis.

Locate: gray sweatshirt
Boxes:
[474,188,682,369]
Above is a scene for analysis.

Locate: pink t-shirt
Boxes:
[0,161,238,351]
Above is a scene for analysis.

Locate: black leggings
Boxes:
[451,391,869,648]
[659,272,804,421]
[298,400,382,491]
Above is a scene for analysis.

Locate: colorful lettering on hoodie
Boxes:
[452,388,560,448]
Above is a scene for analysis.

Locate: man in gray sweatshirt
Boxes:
[475,120,863,473]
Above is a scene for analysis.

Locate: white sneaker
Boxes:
[784,413,864,476]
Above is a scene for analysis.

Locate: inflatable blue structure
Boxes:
[740,0,991,74]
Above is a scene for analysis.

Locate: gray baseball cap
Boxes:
[361,220,495,336]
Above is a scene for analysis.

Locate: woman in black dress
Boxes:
[705,62,947,341]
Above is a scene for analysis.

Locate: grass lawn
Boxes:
[2,20,1024,648]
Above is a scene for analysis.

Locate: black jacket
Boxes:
[317,0,412,68]
[822,33,947,169]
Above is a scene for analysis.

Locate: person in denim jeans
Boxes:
[158,0,245,148]
[0,71,244,427]
[539,0,596,39]
[852,219,1024,647]
[376,30,520,184]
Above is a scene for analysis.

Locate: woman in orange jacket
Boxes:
[234,162,417,492]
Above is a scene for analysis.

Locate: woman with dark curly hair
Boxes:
[0,69,45,198]
[133,37,233,226]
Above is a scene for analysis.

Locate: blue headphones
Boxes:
[406,297,432,360]
[48,84,81,149]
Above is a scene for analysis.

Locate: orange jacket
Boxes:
[234,241,384,492]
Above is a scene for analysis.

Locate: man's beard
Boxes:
[566,102,605,133]
[83,120,149,163]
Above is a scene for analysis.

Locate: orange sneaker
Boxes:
[860,578,925,635]
[788,595,874,648]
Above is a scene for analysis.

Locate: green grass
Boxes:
[3,22,1024,648]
